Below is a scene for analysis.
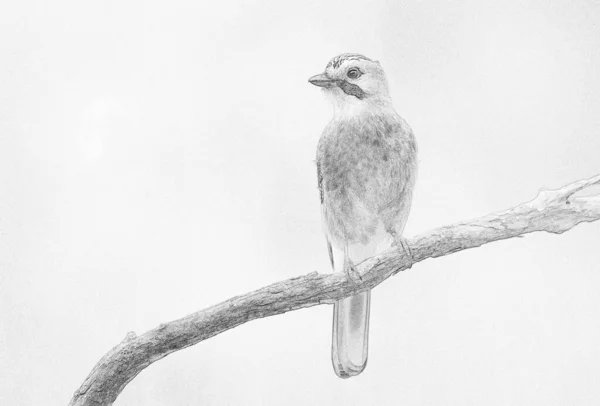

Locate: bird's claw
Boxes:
[394,236,415,268]
[344,258,362,283]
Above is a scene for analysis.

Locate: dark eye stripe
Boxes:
[338,80,365,100]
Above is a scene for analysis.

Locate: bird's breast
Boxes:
[316,113,417,244]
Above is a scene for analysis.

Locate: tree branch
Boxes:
[70,174,600,406]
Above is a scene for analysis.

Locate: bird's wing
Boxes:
[317,161,324,205]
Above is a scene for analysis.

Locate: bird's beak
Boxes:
[309,73,337,88]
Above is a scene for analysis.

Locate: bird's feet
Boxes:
[344,257,362,283]
[393,236,415,268]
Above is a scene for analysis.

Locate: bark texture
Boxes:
[70,174,600,406]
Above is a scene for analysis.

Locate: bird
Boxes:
[309,53,418,378]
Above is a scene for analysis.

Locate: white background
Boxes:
[2,0,600,405]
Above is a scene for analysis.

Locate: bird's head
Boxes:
[309,53,392,117]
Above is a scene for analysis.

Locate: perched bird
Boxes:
[309,53,418,378]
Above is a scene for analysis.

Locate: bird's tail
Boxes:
[328,226,393,378]
[332,288,371,378]
[328,238,380,378]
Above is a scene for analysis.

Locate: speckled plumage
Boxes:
[317,113,417,246]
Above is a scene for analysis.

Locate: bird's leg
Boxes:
[393,235,415,268]
[343,246,362,283]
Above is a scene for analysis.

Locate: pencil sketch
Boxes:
[310,53,417,378]
[4,1,600,404]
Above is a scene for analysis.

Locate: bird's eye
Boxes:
[347,68,362,79]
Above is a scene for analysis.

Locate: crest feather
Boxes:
[326,53,372,70]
